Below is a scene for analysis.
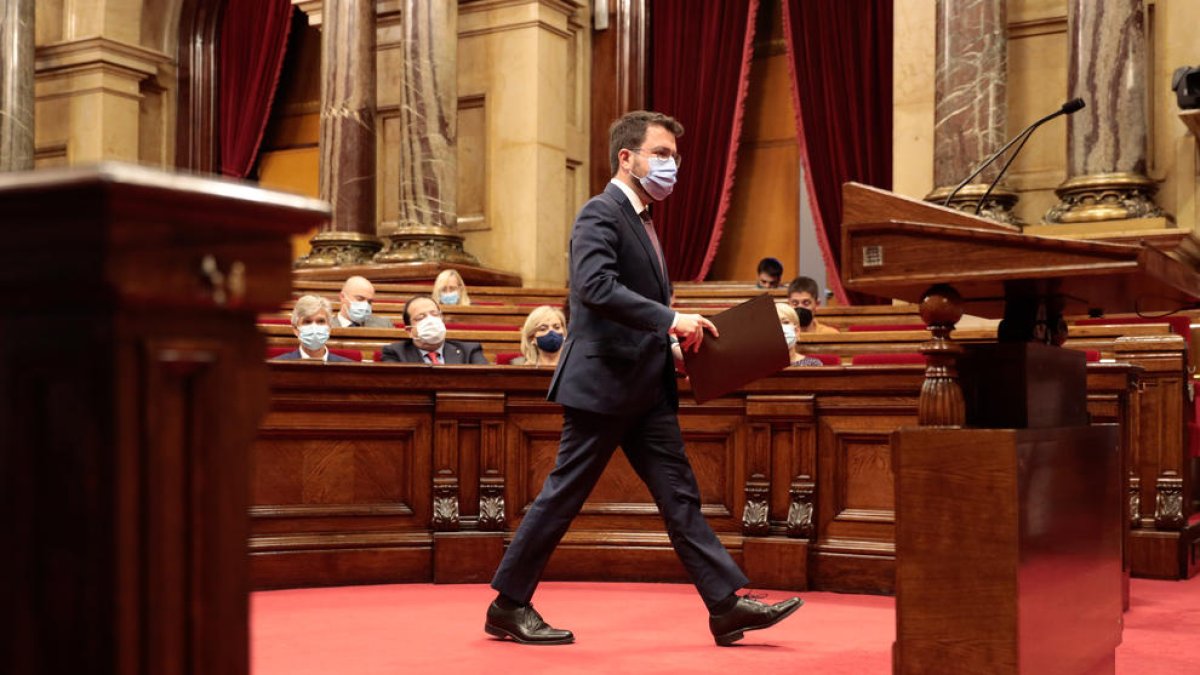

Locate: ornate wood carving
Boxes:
[917,284,965,426]
[742,475,770,536]
[478,480,505,531]
[1154,472,1185,529]
[432,475,460,531]
[787,482,815,538]
[1128,474,1141,528]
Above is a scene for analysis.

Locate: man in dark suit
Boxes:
[379,295,487,364]
[486,111,802,647]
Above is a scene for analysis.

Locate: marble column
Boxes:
[375,0,477,265]
[924,0,1019,224]
[1045,0,1167,223]
[296,0,382,267]
[0,0,35,171]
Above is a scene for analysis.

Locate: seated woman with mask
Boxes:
[433,269,471,306]
[274,295,353,362]
[511,305,567,366]
[777,302,823,367]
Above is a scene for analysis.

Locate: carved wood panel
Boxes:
[817,414,914,550]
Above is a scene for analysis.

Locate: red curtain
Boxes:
[649,0,760,282]
[218,0,294,178]
[783,0,892,304]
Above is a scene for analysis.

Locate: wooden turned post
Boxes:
[918,284,965,426]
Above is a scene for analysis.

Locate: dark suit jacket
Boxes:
[380,339,488,364]
[337,313,394,328]
[548,182,676,415]
[273,349,353,362]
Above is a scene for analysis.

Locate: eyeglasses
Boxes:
[633,147,682,167]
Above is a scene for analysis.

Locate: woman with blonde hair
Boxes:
[777,302,823,367]
[433,269,471,306]
[513,305,567,366]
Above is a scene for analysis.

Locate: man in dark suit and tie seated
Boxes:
[379,295,488,365]
[334,275,394,328]
[485,111,802,647]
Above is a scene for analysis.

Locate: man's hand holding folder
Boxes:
[680,294,792,404]
[671,312,720,352]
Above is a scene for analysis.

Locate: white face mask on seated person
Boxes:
[415,314,447,346]
[781,323,797,348]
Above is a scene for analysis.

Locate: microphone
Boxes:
[974,98,1084,216]
[941,98,1086,213]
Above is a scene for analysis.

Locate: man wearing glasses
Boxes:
[485,110,803,647]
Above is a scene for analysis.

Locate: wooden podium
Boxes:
[1,165,329,675]
[840,183,1200,674]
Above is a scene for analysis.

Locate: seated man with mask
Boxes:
[274,295,353,362]
[335,275,394,328]
[380,295,488,364]
[786,276,839,334]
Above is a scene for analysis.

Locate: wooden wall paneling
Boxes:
[1113,335,1200,578]
[814,403,917,594]
[589,0,647,195]
[250,377,434,588]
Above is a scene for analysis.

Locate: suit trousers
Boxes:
[490,397,749,609]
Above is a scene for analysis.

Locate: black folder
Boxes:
[681,294,792,404]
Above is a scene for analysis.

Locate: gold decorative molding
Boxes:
[925,183,1023,226]
[35,37,170,79]
[1044,172,1171,224]
[374,224,480,265]
[292,0,323,26]
[295,230,383,268]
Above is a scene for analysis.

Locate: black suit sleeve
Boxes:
[380,343,401,362]
[571,197,675,333]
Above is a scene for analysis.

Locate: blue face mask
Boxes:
[781,323,797,348]
[634,155,678,201]
[298,323,330,351]
[536,330,564,353]
[440,292,460,306]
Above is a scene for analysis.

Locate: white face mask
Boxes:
[781,323,797,348]
[415,315,446,346]
[298,323,330,351]
[346,300,372,324]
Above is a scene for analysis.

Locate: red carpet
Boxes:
[252,576,1200,674]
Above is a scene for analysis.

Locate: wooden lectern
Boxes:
[840,183,1200,674]
[1,165,329,675]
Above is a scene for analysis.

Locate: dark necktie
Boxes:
[640,209,667,277]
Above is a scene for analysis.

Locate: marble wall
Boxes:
[894,0,1200,231]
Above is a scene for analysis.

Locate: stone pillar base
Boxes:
[925,184,1022,226]
[294,231,383,268]
[374,224,479,266]
[1044,172,1171,224]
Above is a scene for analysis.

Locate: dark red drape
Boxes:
[218,0,294,178]
[649,0,759,282]
[783,0,892,304]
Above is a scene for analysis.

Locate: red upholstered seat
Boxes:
[372,350,383,362]
[806,353,841,366]
[847,323,927,332]
[495,352,522,365]
[851,353,926,365]
[265,346,291,359]
[258,316,292,325]
[330,349,362,362]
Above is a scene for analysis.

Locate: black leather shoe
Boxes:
[484,601,574,645]
[709,594,803,646]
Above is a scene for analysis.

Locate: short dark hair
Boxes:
[757,257,783,278]
[403,295,439,327]
[787,276,820,298]
[609,110,685,175]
